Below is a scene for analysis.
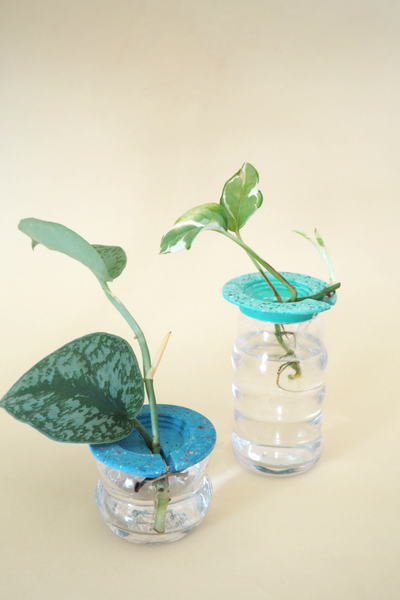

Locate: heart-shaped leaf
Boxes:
[220,163,263,232]
[0,333,144,443]
[160,203,228,254]
[18,219,127,284]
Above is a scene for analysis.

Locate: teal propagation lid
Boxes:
[90,404,217,478]
[222,272,337,323]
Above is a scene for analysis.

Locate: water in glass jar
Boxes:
[231,314,327,475]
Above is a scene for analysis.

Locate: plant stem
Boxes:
[295,282,341,302]
[217,230,298,301]
[274,324,294,356]
[274,324,302,385]
[236,231,283,302]
[133,418,153,451]
[101,282,170,534]
[100,282,160,454]
[154,479,170,533]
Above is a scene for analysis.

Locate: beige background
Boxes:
[1,1,399,598]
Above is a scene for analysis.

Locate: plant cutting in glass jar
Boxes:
[160,163,341,387]
[0,219,181,534]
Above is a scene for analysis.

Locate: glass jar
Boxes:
[90,404,216,544]
[94,457,212,544]
[232,313,326,474]
[223,272,337,476]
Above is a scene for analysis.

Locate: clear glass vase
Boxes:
[232,313,327,475]
[94,458,213,544]
[90,404,216,544]
[223,272,336,476]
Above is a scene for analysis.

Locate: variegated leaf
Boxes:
[292,230,314,245]
[92,245,127,279]
[314,228,325,248]
[220,163,263,232]
[160,203,228,254]
[18,219,126,283]
[293,229,336,284]
[0,333,144,443]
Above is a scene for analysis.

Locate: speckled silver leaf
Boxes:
[220,163,263,232]
[0,333,144,443]
[18,218,126,283]
[92,245,127,279]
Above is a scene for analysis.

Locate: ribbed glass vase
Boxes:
[223,272,336,476]
[94,457,213,544]
[90,404,216,544]
[231,313,326,474]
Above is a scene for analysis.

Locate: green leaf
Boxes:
[292,230,314,245]
[92,245,127,279]
[18,218,126,283]
[293,229,337,284]
[160,203,228,254]
[314,228,325,248]
[0,333,144,444]
[220,163,263,232]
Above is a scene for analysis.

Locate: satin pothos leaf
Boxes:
[0,333,144,443]
[160,203,228,253]
[92,245,127,279]
[220,163,263,232]
[18,218,127,283]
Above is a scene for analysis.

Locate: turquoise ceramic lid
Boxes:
[90,404,217,478]
[222,271,337,323]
